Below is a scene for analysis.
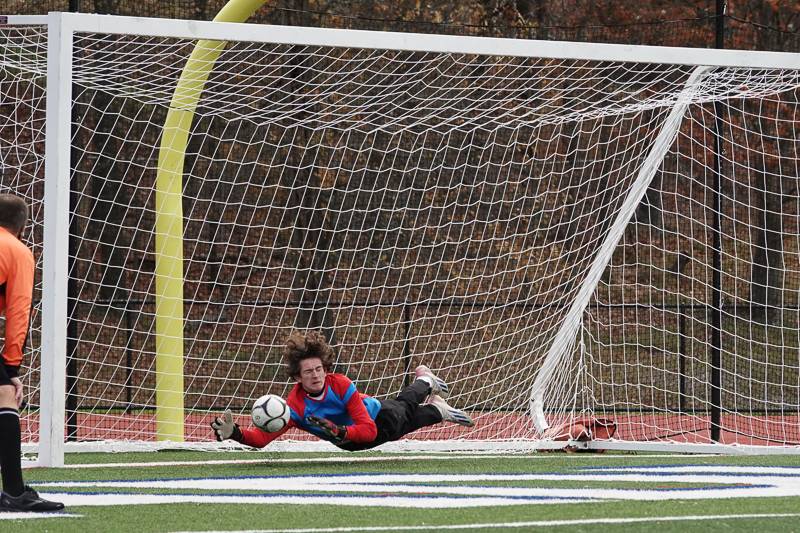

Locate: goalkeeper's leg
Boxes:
[378,375,473,439]
[396,377,433,407]
[395,380,474,431]
[369,396,473,446]
[428,396,474,427]
[413,365,448,398]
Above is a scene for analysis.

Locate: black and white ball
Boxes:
[251,394,290,433]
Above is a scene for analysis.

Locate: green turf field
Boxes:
[6,451,800,532]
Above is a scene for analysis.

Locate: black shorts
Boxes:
[0,364,12,386]
[0,364,19,386]
[338,379,441,451]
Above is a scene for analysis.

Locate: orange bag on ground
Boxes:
[551,417,617,453]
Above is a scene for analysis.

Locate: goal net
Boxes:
[2,13,800,460]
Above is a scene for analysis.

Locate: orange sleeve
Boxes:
[343,392,377,443]
[238,419,293,448]
[2,242,34,369]
[328,374,377,443]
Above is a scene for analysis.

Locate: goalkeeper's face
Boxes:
[297,357,327,395]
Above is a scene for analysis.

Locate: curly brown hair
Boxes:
[283,330,335,379]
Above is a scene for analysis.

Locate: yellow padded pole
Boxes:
[154,0,268,441]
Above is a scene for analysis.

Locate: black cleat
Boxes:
[0,485,64,512]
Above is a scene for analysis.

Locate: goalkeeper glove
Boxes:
[211,409,243,442]
[306,415,347,444]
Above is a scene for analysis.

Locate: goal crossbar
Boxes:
[6,12,800,68]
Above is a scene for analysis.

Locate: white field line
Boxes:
[0,512,79,520]
[38,485,796,503]
[21,455,506,470]
[36,466,800,506]
[170,513,800,533]
[25,453,706,470]
[30,455,511,470]
[38,467,800,488]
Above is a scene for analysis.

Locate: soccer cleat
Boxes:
[414,365,449,398]
[0,486,65,512]
[430,396,475,428]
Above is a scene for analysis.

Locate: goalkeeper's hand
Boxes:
[306,415,347,444]
[211,409,243,442]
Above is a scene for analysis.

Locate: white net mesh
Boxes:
[0,23,47,446]
[2,19,800,451]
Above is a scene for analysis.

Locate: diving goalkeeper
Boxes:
[211,330,473,450]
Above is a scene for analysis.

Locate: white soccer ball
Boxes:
[251,394,290,433]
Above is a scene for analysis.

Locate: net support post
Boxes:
[529,65,711,433]
[39,12,74,467]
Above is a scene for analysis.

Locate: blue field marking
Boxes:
[583,464,800,471]
[578,466,800,478]
[583,472,800,478]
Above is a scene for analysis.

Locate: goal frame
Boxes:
[6,12,800,466]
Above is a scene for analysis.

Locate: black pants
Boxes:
[0,365,13,386]
[339,379,442,451]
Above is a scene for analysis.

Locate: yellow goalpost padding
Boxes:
[154,0,268,441]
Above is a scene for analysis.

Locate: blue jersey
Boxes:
[286,373,381,440]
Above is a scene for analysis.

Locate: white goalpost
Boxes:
[2,12,800,466]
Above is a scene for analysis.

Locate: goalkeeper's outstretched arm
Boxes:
[210,409,290,448]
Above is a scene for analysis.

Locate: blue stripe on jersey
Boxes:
[340,382,356,404]
[362,396,381,418]
[288,407,303,425]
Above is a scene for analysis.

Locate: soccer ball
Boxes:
[251,394,290,433]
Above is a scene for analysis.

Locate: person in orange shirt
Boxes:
[0,194,63,512]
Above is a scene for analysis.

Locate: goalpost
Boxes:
[2,13,800,466]
[153,0,270,448]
